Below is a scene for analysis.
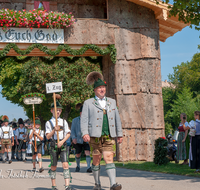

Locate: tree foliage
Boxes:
[0,57,101,125]
[163,52,200,134]
[155,0,200,30]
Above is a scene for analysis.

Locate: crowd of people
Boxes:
[0,71,123,190]
[176,111,200,173]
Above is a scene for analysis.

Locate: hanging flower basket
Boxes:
[0,8,75,31]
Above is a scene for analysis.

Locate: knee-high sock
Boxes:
[75,156,81,168]
[106,163,116,187]
[22,151,26,160]
[2,153,5,161]
[91,164,100,185]
[86,155,91,169]
[8,152,12,161]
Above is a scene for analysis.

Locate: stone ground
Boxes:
[0,157,200,190]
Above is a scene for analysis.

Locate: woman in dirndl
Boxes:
[176,113,189,165]
[183,111,200,172]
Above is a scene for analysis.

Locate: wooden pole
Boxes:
[33,104,37,152]
[53,93,59,143]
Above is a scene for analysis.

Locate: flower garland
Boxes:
[0,8,75,31]
[0,43,117,63]
[21,93,46,101]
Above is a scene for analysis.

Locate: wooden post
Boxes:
[53,93,59,144]
[32,104,37,152]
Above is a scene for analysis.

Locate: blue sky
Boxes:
[1,22,200,121]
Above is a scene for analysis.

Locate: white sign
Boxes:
[23,97,43,105]
[46,82,63,94]
[0,27,64,44]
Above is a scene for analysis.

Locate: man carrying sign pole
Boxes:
[45,82,72,190]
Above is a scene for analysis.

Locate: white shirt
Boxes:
[0,125,14,139]
[179,121,189,127]
[15,127,27,140]
[29,128,44,141]
[95,96,106,109]
[188,119,200,128]
[45,117,70,140]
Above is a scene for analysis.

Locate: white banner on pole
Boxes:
[46,82,63,94]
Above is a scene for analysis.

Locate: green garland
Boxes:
[0,43,117,63]
[21,93,46,101]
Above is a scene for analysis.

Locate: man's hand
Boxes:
[182,139,186,143]
[12,142,14,146]
[54,125,60,131]
[72,139,77,144]
[83,134,90,142]
[16,141,19,145]
[57,141,63,148]
[117,137,123,144]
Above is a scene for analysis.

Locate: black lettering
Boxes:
[53,85,55,90]
[46,33,51,41]
[52,31,57,41]
[26,30,31,41]
[22,32,26,40]
[5,29,15,40]
[15,33,21,40]
[35,30,45,41]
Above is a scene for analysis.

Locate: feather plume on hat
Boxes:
[2,115,9,122]
[75,103,83,110]
[86,71,104,85]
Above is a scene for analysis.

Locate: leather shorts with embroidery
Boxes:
[89,136,116,155]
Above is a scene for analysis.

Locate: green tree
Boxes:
[155,0,200,30]
[170,87,198,128]
[168,52,200,93]
[0,57,101,126]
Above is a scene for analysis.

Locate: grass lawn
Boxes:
[43,154,200,177]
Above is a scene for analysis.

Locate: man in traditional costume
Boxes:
[15,118,28,162]
[29,119,44,172]
[0,115,14,163]
[81,72,123,190]
[45,100,72,190]
[71,103,92,173]
[11,122,18,160]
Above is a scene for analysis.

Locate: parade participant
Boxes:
[0,115,14,163]
[29,119,44,172]
[15,118,28,162]
[11,123,18,160]
[45,100,72,190]
[27,123,33,156]
[71,103,92,173]
[81,72,123,190]
[183,111,200,172]
[0,119,3,161]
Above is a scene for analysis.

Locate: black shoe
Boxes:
[9,160,12,164]
[52,187,58,190]
[39,167,44,173]
[23,159,26,162]
[93,184,101,190]
[65,186,73,190]
[33,168,36,171]
[86,167,92,173]
[75,166,80,172]
[110,183,122,190]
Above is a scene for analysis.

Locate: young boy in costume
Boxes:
[0,115,14,163]
[29,119,44,172]
[71,103,92,173]
[15,118,27,162]
[45,100,72,190]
